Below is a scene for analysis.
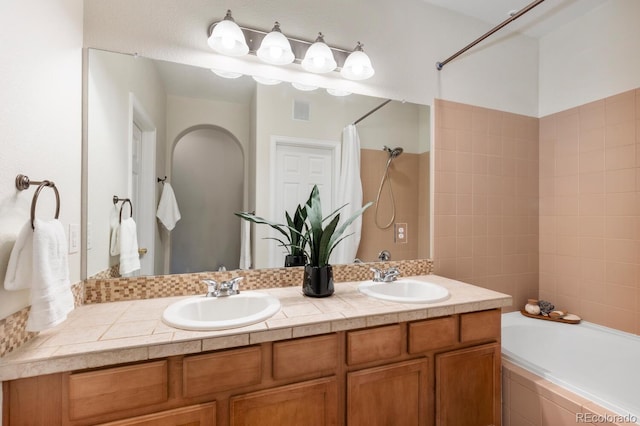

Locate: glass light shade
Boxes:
[257,23,294,65]
[326,88,351,97]
[252,76,282,85]
[292,82,318,91]
[341,46,375,80]
[207,11,249,57]
[211,69,243,79]
[301,33,337,73]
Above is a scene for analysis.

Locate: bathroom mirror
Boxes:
[85,48,431,279]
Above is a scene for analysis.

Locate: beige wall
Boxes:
[539,88,640,334]
[432,99,539,311]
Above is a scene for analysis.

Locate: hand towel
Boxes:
[156,183,181,231]
[119,217,141,275]
[27,219,74,331]
[109,205,120,256]
[3,221,34,291]
[239,219,251,270]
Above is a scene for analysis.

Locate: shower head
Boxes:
[383,145,404,159]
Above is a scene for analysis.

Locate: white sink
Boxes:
[358,279,450,304]
[162,292,281,331]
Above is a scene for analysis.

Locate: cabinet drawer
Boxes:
[273,334,338,380]
[460,309,500,343]
[98,402,216,426]
[408,316,458,353]
[183,346,262,398]
[68,360,168,420]
[347,324,402,365]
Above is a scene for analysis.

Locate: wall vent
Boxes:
[293,100,310,121]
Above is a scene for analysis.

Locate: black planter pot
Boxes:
[303,264,334,297]
[284,254,307,267]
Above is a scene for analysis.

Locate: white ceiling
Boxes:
[420,0,607,38]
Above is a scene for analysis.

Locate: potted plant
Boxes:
[235,194,312,267]
[301,185,372,297]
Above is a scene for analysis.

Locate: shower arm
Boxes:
[436,0,546,70]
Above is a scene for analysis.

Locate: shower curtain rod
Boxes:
[436,0,546,70]
[353,99,393,125]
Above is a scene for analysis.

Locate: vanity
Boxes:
[1,274,510,426]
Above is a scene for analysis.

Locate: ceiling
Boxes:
[420,0,607,38]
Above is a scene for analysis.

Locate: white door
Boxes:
[130,121,155,275]
[270,139,339,267]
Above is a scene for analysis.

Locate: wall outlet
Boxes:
[69,224,80,254]
[395,223,408,244]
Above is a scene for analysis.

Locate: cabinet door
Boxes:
[97,402,216,426]
[435,343,500,426]
[347,358,430,426]
[230,377,337,426]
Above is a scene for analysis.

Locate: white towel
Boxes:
[119,217,140,275]
[109,205,120,256]
[4,221,34,291]
[156,183,181,231]
[239,219,251,270]
[4,219,74,331]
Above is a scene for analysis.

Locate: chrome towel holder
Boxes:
[15,174,61,230]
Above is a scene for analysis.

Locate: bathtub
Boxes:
[502,312,640,425]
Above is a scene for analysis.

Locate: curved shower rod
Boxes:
[436,0,546,70]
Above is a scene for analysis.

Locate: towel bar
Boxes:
[15,174,61,230]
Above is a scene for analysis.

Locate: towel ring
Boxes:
[30,181,61,230]
[119,199,133,223]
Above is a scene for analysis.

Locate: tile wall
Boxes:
[433,99,539,311]
[539,89,640,334]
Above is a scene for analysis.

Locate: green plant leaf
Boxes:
[318,214,340,265]
[326,201,373,257]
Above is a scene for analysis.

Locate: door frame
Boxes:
[268,135,341,266]
[129,93,156,276]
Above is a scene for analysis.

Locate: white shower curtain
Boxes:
[331,124,363,264]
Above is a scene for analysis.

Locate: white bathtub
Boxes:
[502,311,640,423]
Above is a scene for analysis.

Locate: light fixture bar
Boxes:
[208,22,351,69]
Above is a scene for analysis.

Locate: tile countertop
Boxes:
[0,274,511,381]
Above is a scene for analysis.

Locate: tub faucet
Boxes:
[203,277,242,297]
[370,267,401,282]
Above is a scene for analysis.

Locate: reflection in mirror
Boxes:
[85,49,430,279]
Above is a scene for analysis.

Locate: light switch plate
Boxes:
[69,224,80,254]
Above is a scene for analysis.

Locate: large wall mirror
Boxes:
[85,48,431,279]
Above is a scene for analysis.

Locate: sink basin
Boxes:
[162,292,281,331]
[358,279,450,304]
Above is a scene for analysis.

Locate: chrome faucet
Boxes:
[370,267,401,283]
[203,277,242,297]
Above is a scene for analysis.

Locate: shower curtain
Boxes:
[331,124,363,264]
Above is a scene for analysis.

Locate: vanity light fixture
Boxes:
[207,11,373,82]
[252,76,282,85]
[301,33,337,74]
[257,22,295,65]
[207,10,249,57]
[341,42,375,80]
[211,69,243,79]
[292,82,318,91]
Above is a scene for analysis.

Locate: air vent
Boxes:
[293,100,310,121]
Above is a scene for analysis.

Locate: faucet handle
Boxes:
[370,267,383,282]
[203,279,218,296]
[383,267,400,282]
[227,277,243,292]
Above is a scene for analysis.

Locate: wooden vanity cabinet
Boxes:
[3,309,501,426]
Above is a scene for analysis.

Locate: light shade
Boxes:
[252,76,282,85]
[301,33,337,74]
[211,69,243,79]
[341,42,375,80]
[326,88,351,97]
[292,82,318,91]
[257,22,295,65]
[207,10,249,57]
